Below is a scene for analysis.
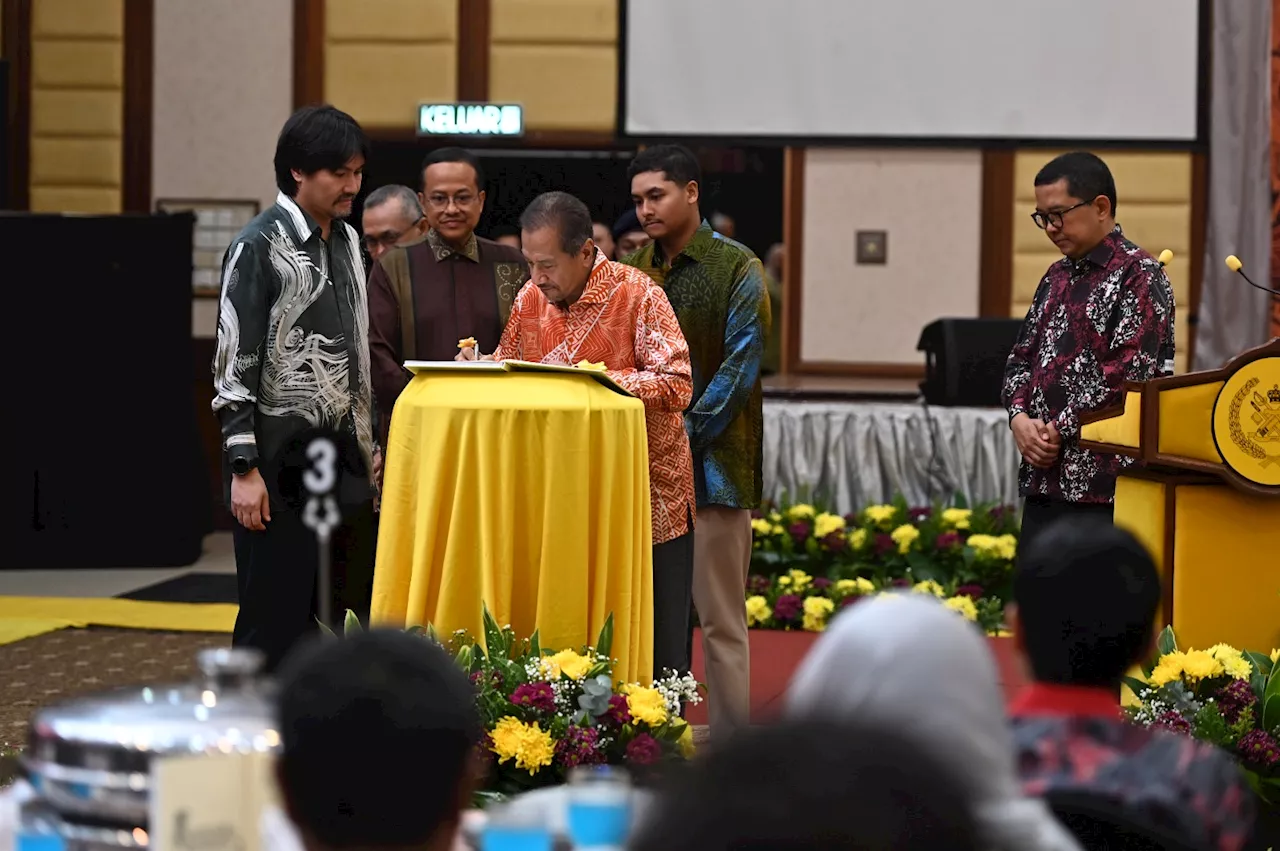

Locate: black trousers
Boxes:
[652,515,695,680]
[231,500,378,672]
[1018,496,1114,560]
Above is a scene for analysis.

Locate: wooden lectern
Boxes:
[1079,338,1280,653]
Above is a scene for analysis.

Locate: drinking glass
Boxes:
[565,765,632,850]
[479,802,553,851]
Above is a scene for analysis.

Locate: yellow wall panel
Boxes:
[32,89,123,136]
[31,137,122,185]
[325,0,457,42]
[325,43,457,127]
[491,0,617,43]
[30,186,122,213]
[32,40,123,87]
[32,0,123,38]
[490,44,615,131]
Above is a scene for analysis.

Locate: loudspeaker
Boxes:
[917,317,1024,408]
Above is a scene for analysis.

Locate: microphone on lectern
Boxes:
[1224,255,1280,297]
[1157,249,1173,267]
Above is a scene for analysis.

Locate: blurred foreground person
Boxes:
[786,595,1082,851]
[272,630,481,851]
[630,718,983,851]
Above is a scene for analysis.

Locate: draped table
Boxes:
[371,367,655,684]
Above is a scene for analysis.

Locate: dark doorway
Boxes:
[359,140,784,259]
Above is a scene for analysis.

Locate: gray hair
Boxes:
[364,184,424,222]
[519,191,593,255]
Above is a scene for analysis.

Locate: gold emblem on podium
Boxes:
[1212,356,1280,487]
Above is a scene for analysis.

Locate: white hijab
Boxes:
[785,594,1082,851]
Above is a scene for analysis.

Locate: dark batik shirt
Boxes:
[211,191,376,508]
[367,228,527,425]
[1001,225,1175,503]
[1010,685,1255,851]
[622,221,771,509]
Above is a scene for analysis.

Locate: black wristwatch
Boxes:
[231,456,258,476]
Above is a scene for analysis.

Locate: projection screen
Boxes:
[620,0,1201,142]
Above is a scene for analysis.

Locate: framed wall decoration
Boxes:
[156,198,259,298]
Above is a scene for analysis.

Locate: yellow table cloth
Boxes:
[371,370,655,684]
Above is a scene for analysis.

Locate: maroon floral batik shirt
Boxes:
[1002,225,1175,504]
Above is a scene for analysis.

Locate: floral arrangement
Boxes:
[327,607,700,797]
[747,495,1018,632]
[745,569,1007,635]
[1126,627,1280,805]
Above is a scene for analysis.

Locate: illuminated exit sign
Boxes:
[417,103,524,137]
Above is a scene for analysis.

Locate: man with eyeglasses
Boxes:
[367,148,528,429]
[1002,152,1175,550]
[361,184,427,262]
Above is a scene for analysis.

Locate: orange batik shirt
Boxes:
[495,251,696,544]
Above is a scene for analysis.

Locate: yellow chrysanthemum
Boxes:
[836,577,875,596]
[943,595,978,621]
[802,596,835,632]
[770,523,785,536]
[848,528,868,551]
[940,507,972,530]
[677,724,696,758]
[544,648,593,681]
[864,504,898,528]
[1208,644,1252,681]
[750,518,772,537]
[787,503,816,521]
[745,595,772,627]
[1148,651,1186,687]
[777,575,792,587]
[995,534,1018,561]
[787,569,812,592]
[490,716,556,774]
[813,512,846,539]
[890,524,920,554]
[1181,649,1224,682]
[625,685,669,727]
[912,580,947,599]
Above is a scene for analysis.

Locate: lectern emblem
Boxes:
[1213,356,1280,487]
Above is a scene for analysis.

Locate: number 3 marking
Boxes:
[304,437,337,495]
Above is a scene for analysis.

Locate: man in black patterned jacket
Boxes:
[211,105,379,670]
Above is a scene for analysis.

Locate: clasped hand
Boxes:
[1011,413,1061,469]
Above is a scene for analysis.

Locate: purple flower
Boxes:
[840,595,865,609]
[748,574,772,594]
[935,532,962,550]
[1237,729,1280,769]
[557,725,605,768]
[1152,710,1192,735]
[843,513,860,525]
[909,506,933,522]
[955,584,985,599]
[874,534,896,556]
[604,694,631,726]
[625,733,663,766]
[773,594,803,622]
[789,521,812,547]
[750,508,765,520]
[812,577,833,590]
[475,732,496,766]
[510,682,556,714]
[890,578,911,589]
[820,532,847,553]
[1216,679,1257,724]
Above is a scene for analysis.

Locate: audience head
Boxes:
[630,718,982,851]
[611,208,650,258]
[786,594,1083,851]
[765,242,785,282]
[419,148,486,246]
[361,185,426,261]
[710,210,736,239]
[1011,518,1161,690]
[519,191,597,306]
[592,221,616,260]
[274,105,368,223]
[1032,152,1118,260]
[628,145,702,245]
[275,630,481,851]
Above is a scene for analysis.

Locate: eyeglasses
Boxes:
[363,217,424,252]
[423,192,477,211]
[1031,199,1094,230]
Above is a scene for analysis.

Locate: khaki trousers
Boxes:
[692,506,751,737]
